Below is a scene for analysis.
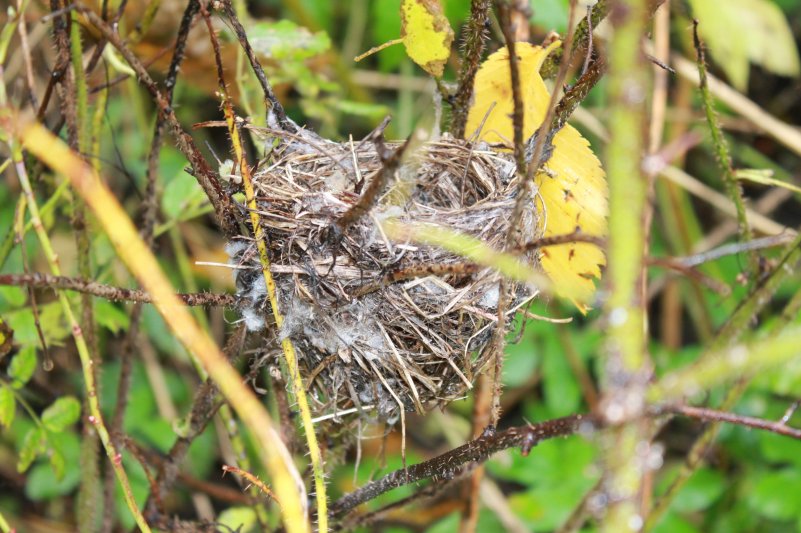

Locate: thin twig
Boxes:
[669,405,801,440]
[0,272,240,307]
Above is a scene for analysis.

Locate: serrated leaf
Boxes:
[689,0,801,90]
[42,396,81,432]
[0,385,15,428]
[18,426,46,473]
[8,345,37,389]
[400,0,454,77]
[25,431,81,499]
[465,42,608,312]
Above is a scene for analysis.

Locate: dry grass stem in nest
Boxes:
[228,129,543,422]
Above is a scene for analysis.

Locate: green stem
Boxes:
[600,0,651,531]
[694,23,756,274]
[70,12,90,154]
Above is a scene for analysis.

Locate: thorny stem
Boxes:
[0,272,240,307]
[599,1,651,533]
[668,405,801,440]
[330,415,591,518]
[335,119,409,235]
[226,110,319,532]
[190,6,277,530]
[10,147,151,532]
[540,0,610,79]
[451,0,492,139]
[692,21,756,274]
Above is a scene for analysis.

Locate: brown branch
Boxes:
[668,404,801,440]
[329,414,592,518]
[0,273,239,307]
[333,118,408,235]
[350,262,481,298]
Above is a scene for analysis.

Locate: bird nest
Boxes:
[228,129,542,422]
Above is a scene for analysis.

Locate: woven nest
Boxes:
[228,129,542,422]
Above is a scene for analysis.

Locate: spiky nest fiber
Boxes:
[229,131,541,421]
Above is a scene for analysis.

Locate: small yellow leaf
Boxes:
[465,42,608,312]
[465,41,560,145]
[400,0,454,77]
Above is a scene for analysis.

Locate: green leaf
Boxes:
[42,396,81,432]
[689,0,801,90]
[94,299,130,334]
[671,467,727,513]
[8,345,36,389]
[652,512,703,533]
[542,343,581,417]
[529,0,570,33]
[247,20,331,61]
[735,168,801,195]
[748,468,801,521]
[0,285,26,307]
[25,431,81,499]
[0,384,15,428]
[49,443,65,480]
[487,435,597,487]
[18,426,46,473]
[758,430,801,468]
[217,506,258,533]
[161,170,207,221]
[334,100,391,120]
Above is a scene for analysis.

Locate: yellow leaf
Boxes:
[465,42,608,312]
[400,0,454,77]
